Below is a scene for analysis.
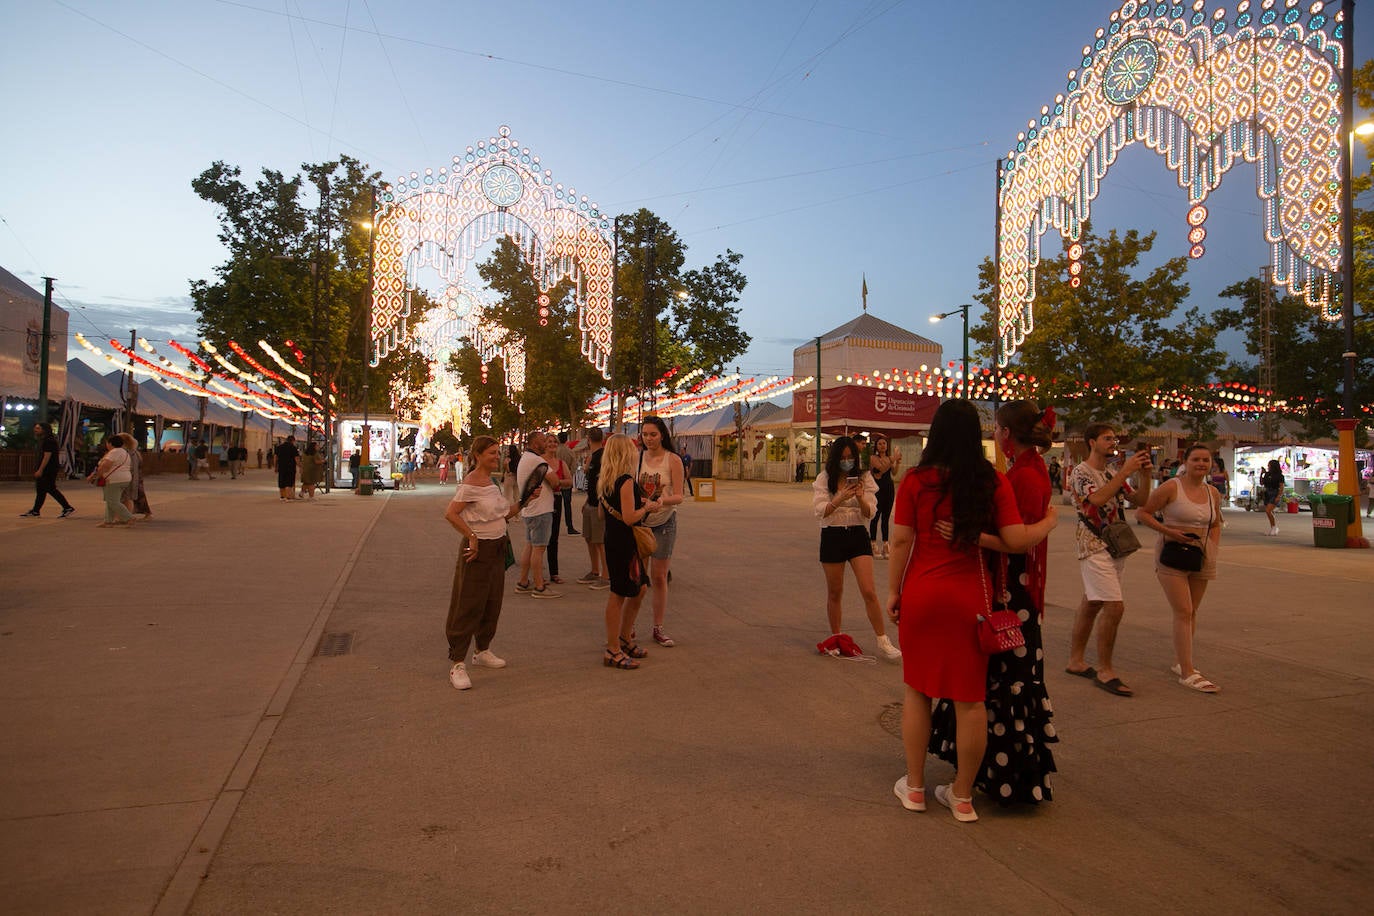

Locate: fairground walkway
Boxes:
[1,471,1370,914]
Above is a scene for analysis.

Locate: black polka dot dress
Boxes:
[928,552,1058,805]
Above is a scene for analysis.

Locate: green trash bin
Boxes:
[1308,494,1354,548]
[358,464,375,496]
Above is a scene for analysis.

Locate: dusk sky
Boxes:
[2,0,1369,388]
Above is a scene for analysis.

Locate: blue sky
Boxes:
[2,0,1368,385]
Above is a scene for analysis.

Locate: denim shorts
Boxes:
[523,512,553,547]
[649,513,677,559]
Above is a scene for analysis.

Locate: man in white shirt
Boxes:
[515,432,562,598]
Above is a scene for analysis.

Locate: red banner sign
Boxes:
[792,385,939,430]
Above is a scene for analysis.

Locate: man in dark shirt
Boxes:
[21,422,75,518]
[575,427,609,588]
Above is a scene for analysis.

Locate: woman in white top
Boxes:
[637,417,685,647]
[89,435,135,527]
[813,436,900,660]
[1136,443,1223,693]
[443,436,523,691]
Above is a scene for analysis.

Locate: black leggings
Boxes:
[869,475,894,542]
[548,493,562,576]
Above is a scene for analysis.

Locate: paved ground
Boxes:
[1,470,1371,914]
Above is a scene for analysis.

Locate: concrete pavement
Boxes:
[1,471,1371,914]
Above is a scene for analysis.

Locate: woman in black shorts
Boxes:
[813,436,901,660]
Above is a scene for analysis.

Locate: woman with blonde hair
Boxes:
[1136,443,1223,693]
[443,435,522,691]
[598,433,663,669]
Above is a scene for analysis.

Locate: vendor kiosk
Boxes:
[335,415,420,488]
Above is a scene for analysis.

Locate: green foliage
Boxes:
[970,225,1220,435]
[1212,279,1373,441]
[189,156,390,414]
[611,209,751,395]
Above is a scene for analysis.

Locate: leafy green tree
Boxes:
[1212,279,1373,441]
[970,225,1220,434]
[189,156,392,415]
[611,209,751,397]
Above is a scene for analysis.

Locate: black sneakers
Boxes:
[60,507,76,518]
[19,510,39,517]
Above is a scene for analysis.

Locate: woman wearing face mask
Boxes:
[813,436,901,660]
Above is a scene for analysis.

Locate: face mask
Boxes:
[839,459,856,473]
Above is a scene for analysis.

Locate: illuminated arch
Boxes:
[997,0,1346,362]
[370,126,615,376]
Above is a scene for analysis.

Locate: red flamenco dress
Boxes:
[928,449,1059,805]
[893,467,1022,703]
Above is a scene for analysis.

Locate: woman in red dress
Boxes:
[886,400,1057,823]
[929,400,1059,805]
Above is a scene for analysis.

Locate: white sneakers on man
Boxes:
[448,663,472,690]
[875,635,902,660]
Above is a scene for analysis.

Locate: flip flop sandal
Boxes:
[1065,666,1097,679]
[1094,676,1134,697]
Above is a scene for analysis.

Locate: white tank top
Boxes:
[638,450,677,528]
[1161,481,1216,529]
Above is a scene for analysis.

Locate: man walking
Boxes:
[1064,423,1153,697]
[515,432,561,598]
[576,427,610,589]
[20,422,75,518]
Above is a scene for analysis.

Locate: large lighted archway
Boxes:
[370,126,615,376]
[997,0,1346,362]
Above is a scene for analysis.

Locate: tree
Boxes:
[189,156,394,416]
[1212,279,1374,441]
[970,225,1220,434]
[611,209,751,398]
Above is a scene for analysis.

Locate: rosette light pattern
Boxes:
[370,125,615,376]
[997,0,1346,363]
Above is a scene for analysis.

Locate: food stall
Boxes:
[336,414,421,487]
[1232,444,1372,510]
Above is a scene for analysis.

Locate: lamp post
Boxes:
[361,186,376,468]
[1338,6,1367,542]
[930,304,973,399]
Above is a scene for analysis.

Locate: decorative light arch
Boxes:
[997,0,1346,362]
[370,126,615,376]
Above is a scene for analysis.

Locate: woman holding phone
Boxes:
[813,436,900,660]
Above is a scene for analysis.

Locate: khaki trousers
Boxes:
[445,536,509,662]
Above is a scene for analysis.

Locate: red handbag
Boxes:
[975,554,1025,655]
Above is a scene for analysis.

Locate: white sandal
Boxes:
[1179,671,1220,694]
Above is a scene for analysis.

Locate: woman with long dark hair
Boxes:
[887,399,1056,823]
[928,400,1058,806]
[637,416,685,647]
[1259,459,1284,535]
[813,435,900,659]
[867,435,901,558]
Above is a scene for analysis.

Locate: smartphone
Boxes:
[846,476,858,487]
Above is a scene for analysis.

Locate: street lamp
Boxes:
[930,304,973,399]
[360,188,376,468]
[1338,16,1368,540]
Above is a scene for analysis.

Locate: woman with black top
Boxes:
[598,434,663,669]
[1260,459,1284,536]
[867,435,900,558]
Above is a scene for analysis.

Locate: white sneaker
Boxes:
[587,577,611,590]
[893,776,926,811]
[935,784,978,822]
[471,649,506,669]
[875,634,902,660]
[449,663,472,690]
[1270,525,1279,536]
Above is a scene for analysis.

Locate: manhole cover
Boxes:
[878,701,902,740]
[316,632,354,657]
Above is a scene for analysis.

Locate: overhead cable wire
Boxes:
[210,0,896,138]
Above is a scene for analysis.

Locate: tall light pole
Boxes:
[361,185,377,468]
[1338,2,1367,543]
[930,304,973,399]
